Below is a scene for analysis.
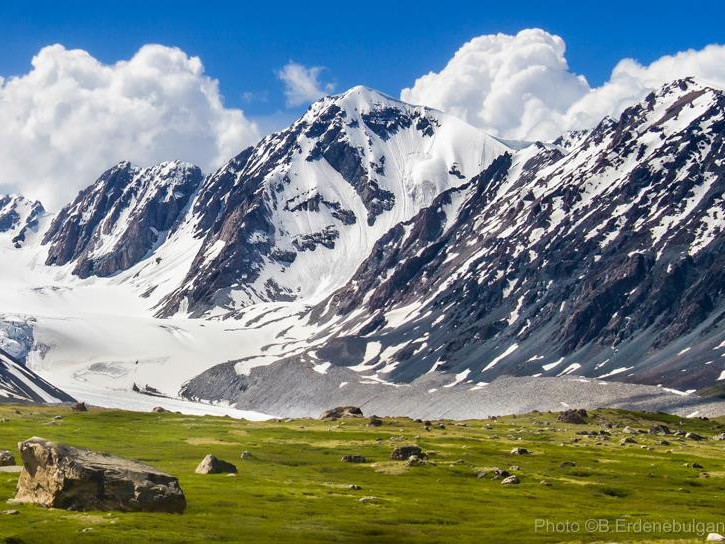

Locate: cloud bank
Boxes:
[277,62,336,107]
[402,29,725,141]
[0,44,260,209]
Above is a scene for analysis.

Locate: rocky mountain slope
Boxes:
[0,345,74,404]
[43,160,203,278]
[0,195,45,248]
[288,77,725,391]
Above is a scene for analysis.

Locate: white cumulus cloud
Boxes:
[277,61,336,107]
[402,29,725,142]
[0,44,260,209]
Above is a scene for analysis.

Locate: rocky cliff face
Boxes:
[43,161,203,278]
[296,78,725,390]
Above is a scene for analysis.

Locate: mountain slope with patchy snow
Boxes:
[180,77,725,411]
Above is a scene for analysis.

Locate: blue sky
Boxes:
[1,0,723,119]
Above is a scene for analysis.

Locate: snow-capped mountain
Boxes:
[151,86,509,317]
[0,195,45,248]
[2,78,725,412]
[43,160,203,278]
[40,86,508,317]
[288,77,725,391]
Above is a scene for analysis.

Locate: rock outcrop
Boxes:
[14,437,186,513]
[319,406,363,420]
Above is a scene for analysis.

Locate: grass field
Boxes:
[1,404,725,543]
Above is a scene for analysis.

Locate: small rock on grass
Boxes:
[0,450,16,467]
[240,451,252,459]
[706,533,725,542]
[368,416,383,427]
[359,496,382,504]
[341,455,366,463]
[195,454,237,474]
[510,447,530,455]
[391,446,423,461]
[2,509,19,515]
[501,475,520,485]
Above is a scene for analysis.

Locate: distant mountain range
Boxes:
[2,77,725,411]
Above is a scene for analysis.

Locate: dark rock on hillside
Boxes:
[320,406,363,420]
[341,455,366,463]
[0,450,15,466]
[557,409,588,424]
[15,437,186,513]
[391,445,422,460]
[649,424,671,435]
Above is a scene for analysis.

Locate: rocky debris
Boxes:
[501,475,520,485]
[540,480,552,486]
[240,451,252,460]
[368,415,383,427]
[391,446,423,461]
[341,455,366,463]
[2,509,19,515]
[692,462,704,469]
[152,406,168,413]
[319,406,363,420]
[359,496,383,504]
[707,533,725,542]
[510,447,530,455]
[556,409,588,424]
[0,450,15,466]
[195,454,237,474]
[491,469,510,480]
[559,461,576,468]
[620,437,638,445]
[14,437,185,513]
[71,402,88,412]
[686,432,705,441]
[349,484,362,490]
[622,426,639,434]
[407,455,426,467]
[714,433,725,441]
[648,424,671,435]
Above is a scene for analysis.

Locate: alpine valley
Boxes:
[3,79,725,419]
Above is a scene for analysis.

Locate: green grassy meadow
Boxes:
[1,405,725,543]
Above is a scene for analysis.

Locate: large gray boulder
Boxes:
[14,437,185,513]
